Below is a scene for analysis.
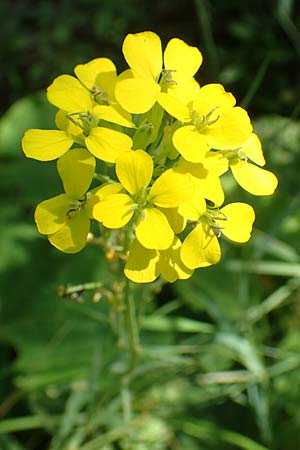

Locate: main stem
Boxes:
[125,278,139,369]
[121,278,140,423]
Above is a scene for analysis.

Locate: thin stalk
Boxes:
[120,278,140,423]
[124,278,139,368]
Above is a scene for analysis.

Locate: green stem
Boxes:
[125,278,139,368]
[121,383,131,423]
[120,278,140,423]
[57,282,103,297]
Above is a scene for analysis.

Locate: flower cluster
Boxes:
[22,31,278,283]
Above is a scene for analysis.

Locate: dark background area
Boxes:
[1,0,299,115]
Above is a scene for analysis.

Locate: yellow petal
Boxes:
[57,148,95,198]
[221,203,255,243]
[181,223,221,269]
[122,31,162,80]
[175,158,225,206]
[173,126,209,162]
[149,168,194,208]
[178,195,206,221]
[206,107,253,148]
[93,193,135,228]
[74,57,116,97]
[164,38,202,82]
[85,183,123,218]
[47,75,93,112]
[157,92,191,122]
[22,129,73,161]
[193,84,236,116]
[35,194,69,235]
[136,207,173,250]
[157,237,193,282]
[231,161,278,195]
[159,207,187,233]
[92,104,134,128]
[49,211,90,253]
[167,77,201,105]
[125,239,159,283]
[116,149,153,195]
[240,133,265,166]
[92,183,124,201]
[55,110,83,137]
[203,151,229,176]
[85,127,132,163]
[115,77,160,114]
[85,183,124,219]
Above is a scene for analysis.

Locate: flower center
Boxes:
[201,206,227,237]
[221,148,248,165]
[66,111,98,136]
[91,85,109,105]
[132,186,150,210]
[159,69,177,92]
[191,107,220,131]
[67,196,86,219]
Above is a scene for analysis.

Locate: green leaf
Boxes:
[0,92,56,156]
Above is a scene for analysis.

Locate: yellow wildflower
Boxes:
[22,109,133,163]
[224,133,278,195]
[93,150,194,250]
[125,238,193,283]
[35,149,96,253]
[181,202,255,269]
[115,31,202,114]
[159,83,253,163]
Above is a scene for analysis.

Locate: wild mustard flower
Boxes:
[35,149,96,253]
[181,202,255,269]
[92,150,194,250]
[115,31,202,114]
[125,238,193,283]
[22,66,134,163]
[222,133,278,195]
[159,83,253,163]
[22,31,278,283]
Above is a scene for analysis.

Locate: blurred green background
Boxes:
[1,0,300,449]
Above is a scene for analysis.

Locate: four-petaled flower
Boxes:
[125,237,193,283]
[115,31,202,114]
[159,83,253,163]
[22,61,135,163]
[181,201,255,269]
[92,149,194,250]
[35,149,96,253]
[223,133,278,195]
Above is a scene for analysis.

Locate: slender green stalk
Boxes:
[57,282,103,297]
[121,383,131,423]
[241,54,272,107]
[124,278,139,369]
[120,278,140,423]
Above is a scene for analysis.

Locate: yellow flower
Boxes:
[22,64,137,163]
[181,202,255,269]
[124,238,193,283]
[22,108,133,163]
[92,149,194,250]
[174,154,228,208]
[159,83,253,163]
[48,61,134,128]
[22,127,75,161]
[34,149,96,253]
[224,133,278,195]
[115,31,202,113]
